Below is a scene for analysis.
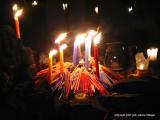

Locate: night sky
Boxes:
[1,0,160,53]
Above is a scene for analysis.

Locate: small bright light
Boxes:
[60,44,67,51]
[32,1,38,6]
[95,6,99,14]
[12,4,18,11]
[75,33,86,45]
[55,33,67,44]
[62,3,68,11]
[139,64,144,70]
[49,49,57,56]
[113,56,117,59]
[88,30,97,37]
[14,9,23,18]
[93,33,102,45]
[128,6,133,13]
[147,48,158,61]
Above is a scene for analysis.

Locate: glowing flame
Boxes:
[75,33,86,45]
[32,1,38,6]
[55,33,67,44]
[49,49,57,56]
[95,6,99,14]
[60,44,67,51]
[93,33,101,45]
[88,30,97,37]
[139,64,144,70]
[62,3,68,11]
[147,48,158,61]
[14,9,23,18]
[12,4,18,11]
[128,6,133,13]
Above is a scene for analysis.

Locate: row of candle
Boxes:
[48,31,102,82]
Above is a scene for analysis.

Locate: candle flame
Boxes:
[95,6,99,14]
[12,4,18,11]
[147,48,158,58]
[55,33,67,44]
[128,6,133,13]
[75,33,86,45]
[49,49,57,56]
[60,44,67,51]
[32,1,38,6]
[62,3,68,11]
[93,33,102,45]
[14,9,23,18]
[88,30,97,37]
[139,64,144,70]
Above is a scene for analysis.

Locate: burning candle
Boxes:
[73,34,86,66]
[49,49,57,83]
[147,48,158,61]
[13,4,23,39]
[93,33,101,78]
[85,30,97,70]
[60,44,67,74]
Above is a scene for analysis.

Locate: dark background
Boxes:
[0,0,160,53]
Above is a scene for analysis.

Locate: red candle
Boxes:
[94,44,100,78]
[93,33,101,78]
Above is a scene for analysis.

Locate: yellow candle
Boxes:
[147,48,158,61]
[49,50,57,83]
[59,44,67,74]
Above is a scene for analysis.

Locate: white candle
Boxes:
[147,48,158,61]
[85,30,97,70]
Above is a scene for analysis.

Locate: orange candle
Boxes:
[13,8,23,39]
[49,50,57,83]
[59,44,67,74]
[60,49,64,74]
[14,17,21,39]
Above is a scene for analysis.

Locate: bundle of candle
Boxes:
[34,31,123,99]
[34,58,123,98]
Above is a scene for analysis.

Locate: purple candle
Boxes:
[73,34,86,66]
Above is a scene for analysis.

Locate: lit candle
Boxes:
[147,48,158,61]
[13,4,23,39]
[60,44,67,74]
[73,34,85,66]
[85,30,97,70]
[93,33,101,78]
[49,49,57,83]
